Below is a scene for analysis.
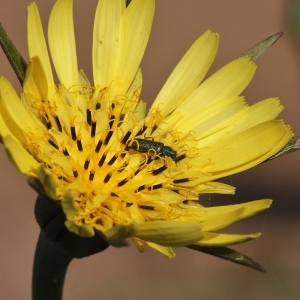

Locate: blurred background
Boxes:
[0,0,299,299]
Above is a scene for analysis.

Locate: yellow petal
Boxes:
[0,77,37,146]
[195,232,261,246]
[135,220,202,247]
[151,30,219,116]
[116,0,154,92]
[177,56,256,115]
[23,56,48,99]
[27,2,55,87]
[200,200,272,231]
[202,199,272,219]
[48,0,78,87]
[193,121,293,178]
[2,135,39,176]
[199,97,284,148]
[93,0,125,87]
[178,96,248,138]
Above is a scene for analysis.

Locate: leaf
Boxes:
[187,244,266,272]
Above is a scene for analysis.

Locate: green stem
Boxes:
[32,231,73,300]
[0,23,27,86]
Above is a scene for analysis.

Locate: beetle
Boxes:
[130,138,177,160]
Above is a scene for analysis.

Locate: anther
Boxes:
[103,172,112,183]
[139,205,155,210]
[98,153,106,167]
[107,154,118,166]
[118,114,125,127]
[86,109,92,126]
[63,148,69,156]
[48,139,59,149]
[55,115,62,132]
[121,131,132,144]
[95,140,103,153]
[174,153,186,163]
[109,115,115,129]
[135,185,145,193]
[104,131,113,145]
[152,164,168,176]
[151,124,158,134]
[118,178,128,187]
[91,121,96,137]
[77,139,83,151]
[70,125,76,141]
[150,183,163,190]
[173,178,190,184]
[84,159,90,170]
[89,171,95,181]
[73,170,78,178]
[136,125,147,136]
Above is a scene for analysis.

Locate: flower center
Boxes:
[24,83,200,230]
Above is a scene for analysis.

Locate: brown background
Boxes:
[0,0,300,299]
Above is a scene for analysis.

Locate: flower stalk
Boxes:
[0,23,27,85]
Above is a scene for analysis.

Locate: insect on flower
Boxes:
[130,138,178,160]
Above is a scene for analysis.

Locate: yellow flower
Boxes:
[0,0,293,258]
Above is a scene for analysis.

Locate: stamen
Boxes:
[45,113,52,130]
[70,125,76,141]
[118,114,125,127]
[118,178,128,187]
[73,170,78,178]
[109,115,115,129]
[135,185,145,192]
[55,115,62,132]
[96,103,101,110]
[107,154,118,166]
[121,131,131,144]
[98,153,106,167]
[150,183,163,190]
[89,171,95,181]
[137,125,147,136]
[152,164,167,176]
[126,202,133,207]
[86,109,92,126]
[48,139,59,149]
[103,172,112,183]
[139,205,155,210]
[91,121,96,137]
[77,139,83,151]
[111,192,119,197]
[104,131,113,145]
[84,158,90,170]
[151,124,158,134]
[174,153,186,163]
[95,140,103,153]
[118,162,128,173]
[120,144,131,159]
[173,178,190,184]
[63,148,69,156]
